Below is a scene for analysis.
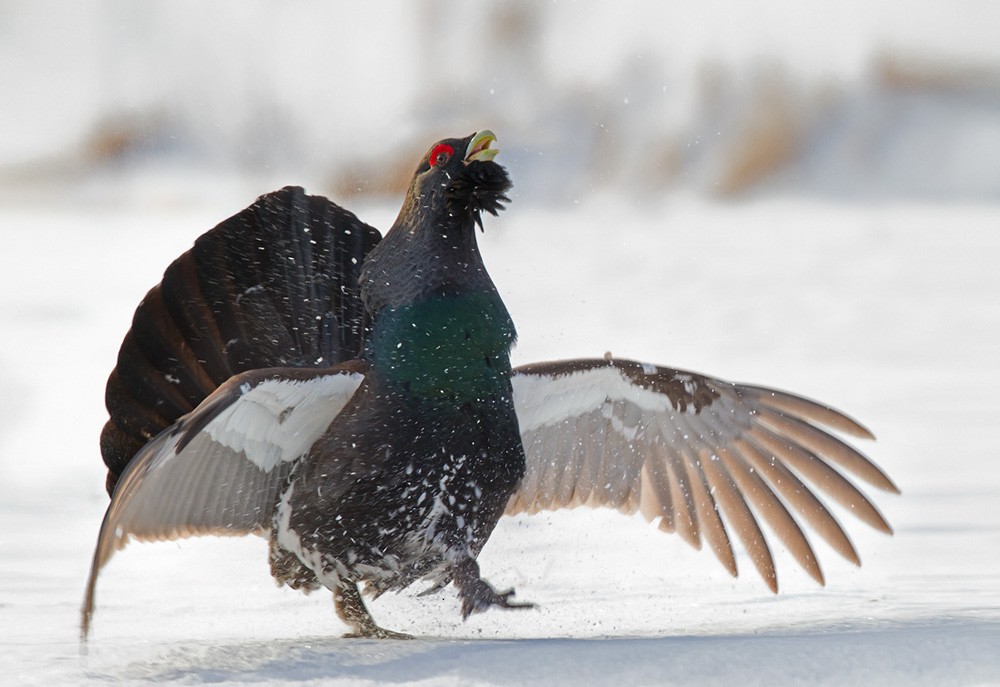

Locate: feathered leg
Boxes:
[334,583,412,639]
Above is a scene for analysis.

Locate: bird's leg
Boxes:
[452,556,536,620]
[333,582,412,640]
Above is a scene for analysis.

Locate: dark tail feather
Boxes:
[100,186,382,494]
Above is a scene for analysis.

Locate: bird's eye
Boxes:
[429,143,454,168]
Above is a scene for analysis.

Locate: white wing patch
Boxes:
[512,365,682,434]
[82,366,367,639]
[205,373,364,472]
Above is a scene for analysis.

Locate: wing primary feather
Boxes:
[680,448,737,577]
[622,404,648,514]
[156,445,206,538]
[564,417,590,508]
[594,401,622,508]
[172,441,232,534]
[219,447,255,528]
[738,436,861,566]
[553,416,585,507]
[533,432,560,513]
[210,440,247,529]
[748,425,893,534]
[643,449,675,531]
[740,385,875,440]
[697,449,777,592]
[511,433,540,514]
[505,492,524,515]
[120,436,173,536]
[129,435,191,540]
[672,410,779,589]
[551,424,580,510]
[606,400,645,513]
[541,426,565,510]
[81,507,115,640]
[176,439,225,536]
[664,444,701,547]
[576,411,605,506]
[638,462,665,524]
[717,445,823,586]
[753,405,898,493]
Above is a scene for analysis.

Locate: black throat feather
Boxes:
[446,161,513,231]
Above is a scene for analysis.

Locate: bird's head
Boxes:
[360,130,513,314]
[405,130,512,231]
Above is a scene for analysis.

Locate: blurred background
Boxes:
[2,0,999,207]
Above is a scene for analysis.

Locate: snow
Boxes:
[1,196,998,685]
[2,1,1000,684]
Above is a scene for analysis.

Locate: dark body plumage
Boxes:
[272,146,528,618]
[273,366,524,600]
[83,131,899,640]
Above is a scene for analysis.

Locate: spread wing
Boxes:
[508,357,898,592]
[82,362,366,637]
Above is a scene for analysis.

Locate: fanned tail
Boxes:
[99,186,382,494]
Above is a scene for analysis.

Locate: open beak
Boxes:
[464,130,499,164]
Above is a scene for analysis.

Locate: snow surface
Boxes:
[1,194,999,685]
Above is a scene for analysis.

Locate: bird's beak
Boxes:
[464,130,499,164]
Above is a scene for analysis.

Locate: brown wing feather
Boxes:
[509,357,896,592]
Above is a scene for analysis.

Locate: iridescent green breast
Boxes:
[367,291,517,403]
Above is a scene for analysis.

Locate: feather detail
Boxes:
[509,357,894,590]
[82,364,365,639]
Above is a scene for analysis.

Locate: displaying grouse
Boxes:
[82,130,898,640]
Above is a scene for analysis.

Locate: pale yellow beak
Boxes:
[464,130,499,163]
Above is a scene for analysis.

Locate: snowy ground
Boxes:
[1,190,998,685]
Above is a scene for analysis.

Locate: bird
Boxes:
[82,130,898,640]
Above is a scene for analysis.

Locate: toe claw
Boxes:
[459,581,536,620]
[343,626,413,640]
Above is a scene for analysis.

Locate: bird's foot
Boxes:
[459,578,536,620]
[334,582,412,640]
[343,622,413,640]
